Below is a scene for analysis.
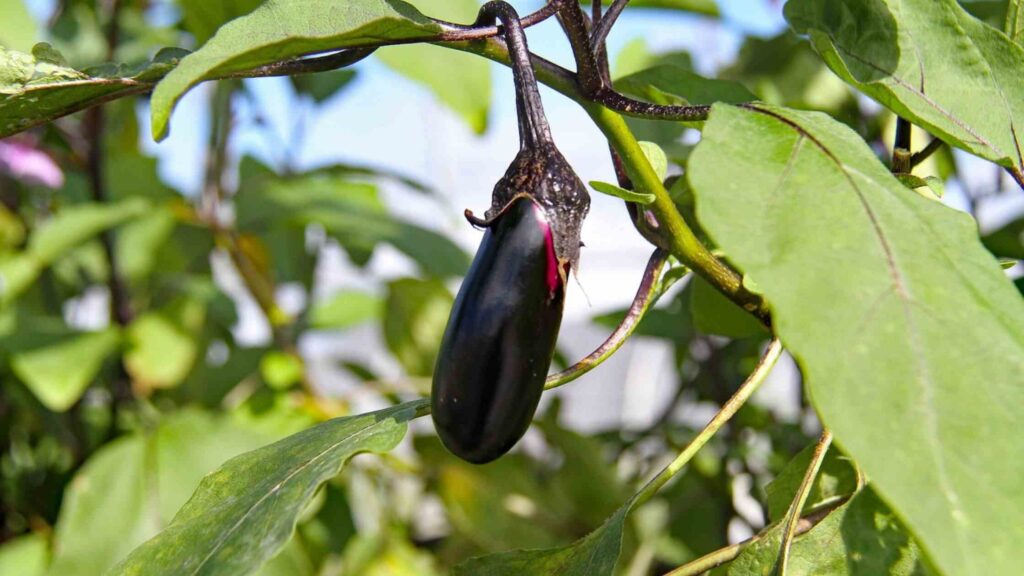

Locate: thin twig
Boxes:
[777,429,834,575]
[545,249,671,389]
[592,0,603,24]
[909,137,943,168]
[591,0,631,50]
[634,339,783,506]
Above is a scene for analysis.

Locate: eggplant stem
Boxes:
[545,248,670,389]
[476,1,554,149]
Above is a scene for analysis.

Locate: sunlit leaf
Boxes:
[688,103,1024,576]
[0,44,186,138]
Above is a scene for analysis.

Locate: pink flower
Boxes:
[0,138,64,189]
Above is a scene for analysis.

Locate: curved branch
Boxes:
[545,249,672,390]
[591,0,631,50]
[635,339,783,506]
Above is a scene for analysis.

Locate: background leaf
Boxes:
[688,103,1024,576]
[3,326,121,412]
[377,0,490,134]
[110,400,425,576]
[46,410,280,576]
[0,0,39,52]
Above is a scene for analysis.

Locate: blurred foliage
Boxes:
[0,0,1020,575]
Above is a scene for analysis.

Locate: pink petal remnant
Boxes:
[0,138,64,189]
[534,202,561,298]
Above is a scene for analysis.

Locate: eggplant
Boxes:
[431,1,590,463]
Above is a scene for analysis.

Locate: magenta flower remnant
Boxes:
[0,138,65,189]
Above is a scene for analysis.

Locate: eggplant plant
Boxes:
[0,1,1022,576]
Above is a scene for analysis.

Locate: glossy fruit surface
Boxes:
[431,196,565,464]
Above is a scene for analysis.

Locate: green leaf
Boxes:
[0,324,121,412]
[47,410,279,576]
[384,278,452,376]
[0,534,48,576]
[0,45,186,139]
[124,298,206,391]
[377,0,490,133]
[238,175,469,278]
[0,1,39,52]
[638,141,669,181]
[983,216,1024,259]
[588,181,655,204]
[109,400,425,576]
[259,351,304,390]
[151,0,442,140]
[717,488,931,575]
[786,0,1024,177]
[764,444,858,523]
[688,103,1024,576]
[453,497,634,576]
[689,275,766,339]
[0,198,150,305]
[176,0,265,45]
[616,65,756,107]
[308,290,383,330]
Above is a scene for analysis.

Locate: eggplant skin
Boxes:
[431,197,565,464]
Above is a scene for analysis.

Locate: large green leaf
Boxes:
[109,400,426,576]
[378,0,490,133]
[151,0,442,140]
[786,0,1024,178]
[687,103,1024,576]
[715,488,930,575]
[47,410,279,576]
[2,325,121,412]
[177,0,265,45]
[0,198,149,305]
[0,0,39,52]
[0,44,186,139]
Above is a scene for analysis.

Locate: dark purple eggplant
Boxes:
[431,1,590,464]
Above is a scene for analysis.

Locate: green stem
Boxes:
[777,428,833,575]
[634,339,782,506]
[585,104,767,321]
